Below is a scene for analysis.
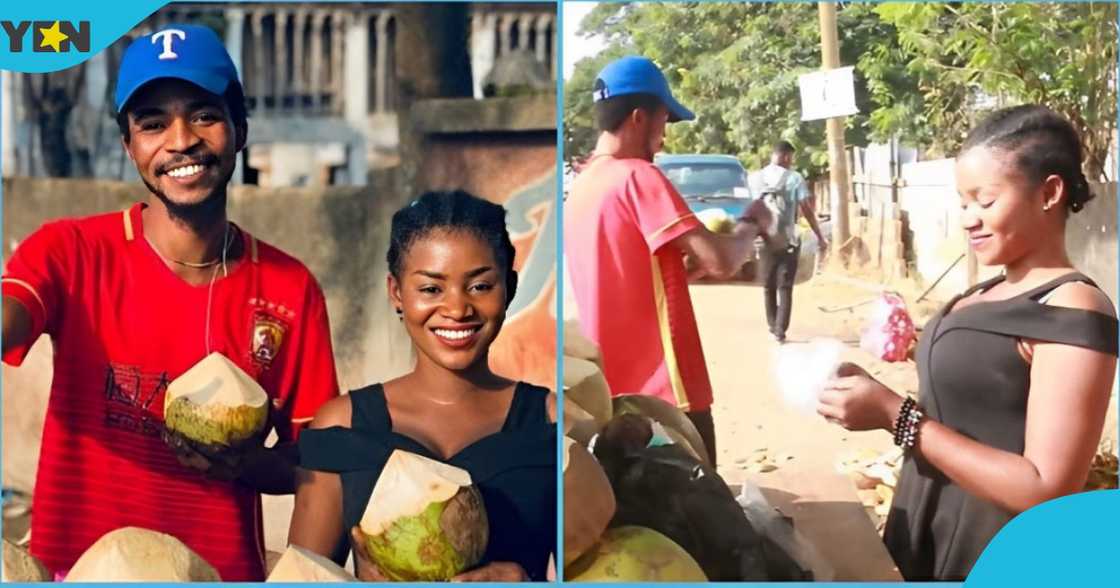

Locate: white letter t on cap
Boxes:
[152,28,187,60]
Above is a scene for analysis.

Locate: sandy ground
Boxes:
[693,273,919,579]
[692,270,1117,580]
[696,273,923,487]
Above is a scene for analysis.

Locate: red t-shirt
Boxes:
[2,203,340,581]
[564,156,714,412]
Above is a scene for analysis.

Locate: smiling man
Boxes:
[1,25,339,580]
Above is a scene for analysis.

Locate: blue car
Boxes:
[654,154,752,218]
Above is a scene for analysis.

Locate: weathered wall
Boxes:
[412,94,558,390]
[841,157,1116,305]
[1065,184,1118,304]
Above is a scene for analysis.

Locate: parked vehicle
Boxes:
[655,154,752,218]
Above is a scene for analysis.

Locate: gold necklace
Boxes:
[146,223,234,269]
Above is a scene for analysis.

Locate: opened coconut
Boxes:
[267,545,355,582]
[565,357,612,427]
[358,450,488,581]
[563,437,615,565]
[164,352,269,447]
[565,526,707,582]
[2,539,50,582]
[64,527,220,582]
[613,394,709,464]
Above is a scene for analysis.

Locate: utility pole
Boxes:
[818,2,851,253]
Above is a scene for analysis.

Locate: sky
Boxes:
[562,1,606,81]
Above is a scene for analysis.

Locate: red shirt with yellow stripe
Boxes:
[1,203,339,581]
[564,156,714,412]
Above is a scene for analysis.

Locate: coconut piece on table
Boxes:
[565,526,707,582]
[64,527,220,582]
[267,545,355,582]
[564,357,612,427]
[563,437,616,565]
[358,450,488,581]
[164,352,269,447]
[2,539,50,582]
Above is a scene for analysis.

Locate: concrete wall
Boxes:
[844,157,1116,305]
[1065,184,1118,304]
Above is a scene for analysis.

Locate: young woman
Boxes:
[288,191,557,581]
[817,105,1118,580]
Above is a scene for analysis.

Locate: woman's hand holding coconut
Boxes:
[348,526,388,581]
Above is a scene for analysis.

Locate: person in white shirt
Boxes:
[750,141,828,343]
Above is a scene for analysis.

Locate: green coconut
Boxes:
[359,450,488,581]
[164,352,269,447]
[2,539,50,582]
[565,526,708,582]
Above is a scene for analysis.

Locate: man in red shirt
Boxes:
[565,56,771,467]
[1,25,339,580]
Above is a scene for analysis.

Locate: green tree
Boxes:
[874,2,1117,180]
[564,2,909,175]
[565,2,1117,181]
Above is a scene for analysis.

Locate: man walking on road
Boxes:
[564,56,772,467]
[752,141,828,343]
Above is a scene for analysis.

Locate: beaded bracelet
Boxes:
[892,397,924,450]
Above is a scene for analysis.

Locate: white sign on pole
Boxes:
[798,66,859,121]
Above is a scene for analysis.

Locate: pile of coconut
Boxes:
[3,528,364,583]
[562,321,813,582]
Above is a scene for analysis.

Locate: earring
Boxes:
[395,307,402,321]
[1043,204,1052,211]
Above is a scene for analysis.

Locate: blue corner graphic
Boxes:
[966,489,1119,585]
[0,2,167,73]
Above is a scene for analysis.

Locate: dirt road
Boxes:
[693,274,915,580]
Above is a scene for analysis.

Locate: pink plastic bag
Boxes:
[860,293,916,362]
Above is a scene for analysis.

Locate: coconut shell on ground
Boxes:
[563,437,616,565]
[565,526,707,582]
[565,357,612,427]
[2,539,50,582]
[612,395,709,465]
[358,450,488,581]
[64,527,220,582]
[267,545,356,582]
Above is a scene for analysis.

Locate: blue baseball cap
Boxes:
[115,24,240,113]
[593,56,695,123]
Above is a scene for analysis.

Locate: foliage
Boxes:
[565,2,1117,181]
